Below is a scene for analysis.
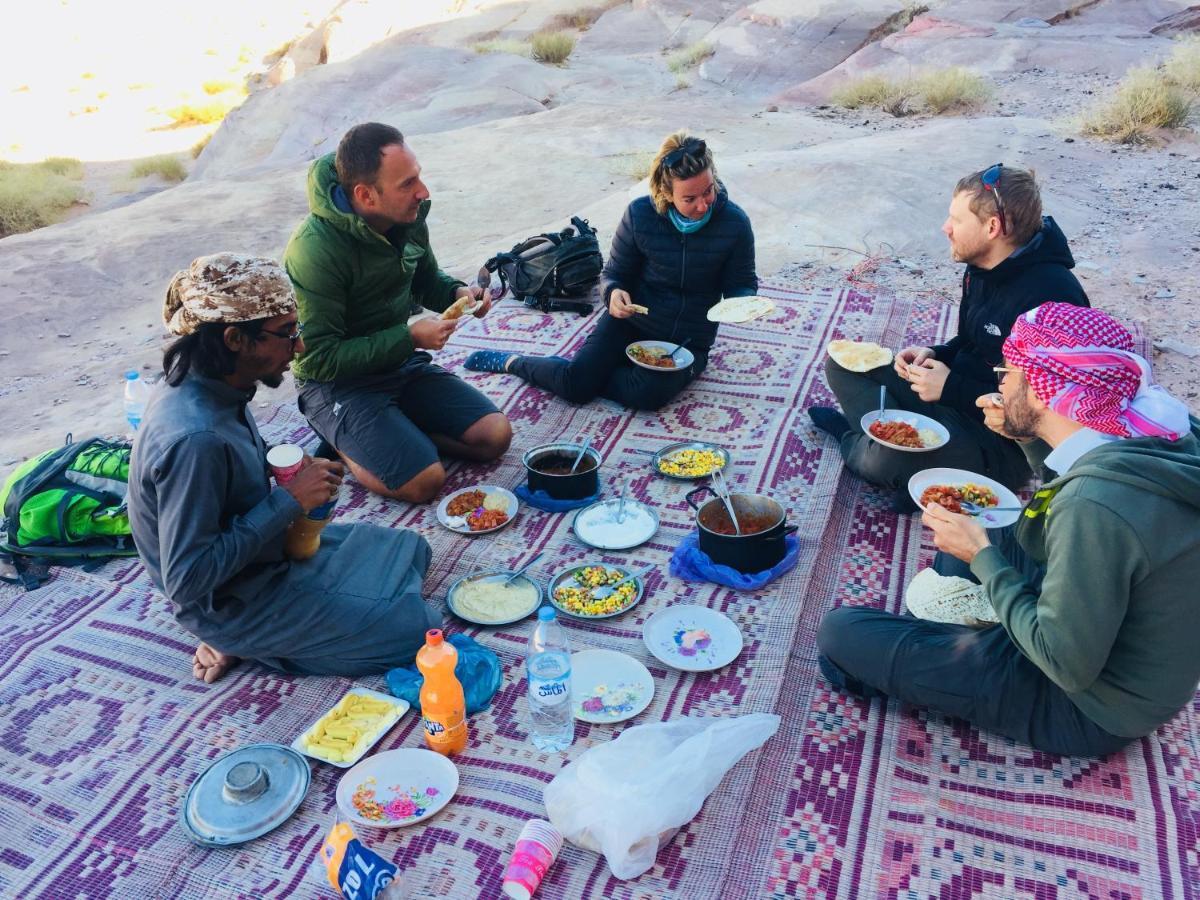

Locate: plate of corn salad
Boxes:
[650,441,731,480]
[548,564,645,619]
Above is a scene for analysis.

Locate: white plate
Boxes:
[435,485,519,535]
[625,340,696,372]
[859,409,950,453]
[908,467,1022,528]
[336,748,458,829]
[572,498,659,550]
[548,563,645,620]
[706,295,776,323]
[291,688,410,769]
[571,648,655,724]
[446,570,543,626]
[641,605,744,672]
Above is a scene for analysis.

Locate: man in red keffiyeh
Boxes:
[817,303,1200,757]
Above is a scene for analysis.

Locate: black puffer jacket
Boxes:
[933,216,1089,415]
[600,186,757,353]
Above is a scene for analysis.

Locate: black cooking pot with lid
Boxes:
[523,442,602,500]
[685,487,798,573]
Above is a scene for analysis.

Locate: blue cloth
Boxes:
[514,481,601,512]
[669,530,800,591]
[385,633,502,716]
[668,205,714,234]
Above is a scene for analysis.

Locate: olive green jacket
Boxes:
[283,154,462,383]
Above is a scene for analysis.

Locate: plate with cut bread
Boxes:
[827,339,893,373]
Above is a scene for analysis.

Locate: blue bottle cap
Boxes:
[125,370,139,380]
[537,606,556,622]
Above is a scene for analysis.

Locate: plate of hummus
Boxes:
[446,570,543,626]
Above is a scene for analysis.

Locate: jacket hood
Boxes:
[1055,418,1200,510]
[305,153,430,245]
[974,216,1075,280]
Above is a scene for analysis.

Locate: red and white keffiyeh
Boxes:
[1003,303,1189,440]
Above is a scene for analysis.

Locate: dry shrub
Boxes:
[531,31,576,64]
[1164,35,1200,94]
[473,38,531,56]
[1082,67,1192,144]
[831,75,915,113]
[165,97,242,127]
[667,41,715,74]
[915,67,991,113]
[832,68,988,115]
[547,1,624,31]
[202,80,238,96]
[130,155,187,182]
[191,133,214,159]
[0,159,85,237]
[609,150,657,181]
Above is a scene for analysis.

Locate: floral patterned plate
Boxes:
[570,648,655,724]
[335,748,458,829]
[641,605,744,672]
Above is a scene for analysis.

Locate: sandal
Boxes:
[464,350,516,374]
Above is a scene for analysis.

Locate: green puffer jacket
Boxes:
[283,153,464,383]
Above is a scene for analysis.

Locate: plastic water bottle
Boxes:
[123,370,151,431]
[527,607,574,752]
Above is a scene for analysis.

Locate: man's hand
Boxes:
[895,345,934,381]
[975,393,1033,443]
[608,288,635,319]
[907,359,950,402]
[284,458,345,514]
[456,285,491,318]
[411,316,457,350]
[921,502,991,563]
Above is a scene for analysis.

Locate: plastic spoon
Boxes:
[666,337,692,361]
[571,437,593,473]
[592,564,654,600]
[878,385,887,423]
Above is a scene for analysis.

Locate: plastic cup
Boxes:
[285,499,336,561]
[267,444,305,485]
[502,819,563,900]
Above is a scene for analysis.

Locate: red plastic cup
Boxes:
[502,820,563,900]
[267,444,304,485]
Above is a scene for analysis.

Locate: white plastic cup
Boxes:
[267,444,304,485]
[502,820,563,900]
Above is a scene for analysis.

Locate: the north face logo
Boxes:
[985,322,1001,336]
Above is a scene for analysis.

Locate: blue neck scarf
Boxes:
[668,205,713,234]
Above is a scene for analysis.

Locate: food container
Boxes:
[291,689,410,768]
[548,563,645,619]
[523,442,601,500]
[685,487,798,574]
[446,570,543,626]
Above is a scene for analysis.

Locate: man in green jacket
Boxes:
[817,303,1200,756]
[284,122,512,503]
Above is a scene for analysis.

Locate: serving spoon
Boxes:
[482,550,545,585]
[592,564,654,600]
[571,436,593,473]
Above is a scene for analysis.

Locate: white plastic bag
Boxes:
[543,713,781,880]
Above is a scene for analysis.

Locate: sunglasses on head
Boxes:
[662,139,706,170]
[981,162,1008,236]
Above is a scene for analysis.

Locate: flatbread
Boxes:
[706,296,776,323]
[904,567,998,626]
[827,339,893,373]
[629,304,649,315]
[441,296,481,320]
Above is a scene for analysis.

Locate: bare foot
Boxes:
[192,642,240,684]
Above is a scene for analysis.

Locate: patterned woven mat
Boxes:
[1,282,1196,899]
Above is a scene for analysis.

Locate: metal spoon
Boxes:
[571,436,593,473]
[878,384,887,423]
[711,469,741,536]
[483,550,545,585]
[592,564,654,600]
[615,476,630,524]
[666,337,692,361]
[960,500,1023,516]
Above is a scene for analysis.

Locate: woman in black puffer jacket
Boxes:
[465,132,758,410]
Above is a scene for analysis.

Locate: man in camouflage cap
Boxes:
[129,252,440,683]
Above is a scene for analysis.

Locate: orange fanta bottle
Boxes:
[416,630,468,756]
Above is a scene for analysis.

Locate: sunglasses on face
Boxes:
[982,163,1008,236]
[662,139,706,171]
[261,321,304,349]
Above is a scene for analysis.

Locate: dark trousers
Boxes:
[509,313,706,411]
[816,529,1132,757]
[824,357,1030,492]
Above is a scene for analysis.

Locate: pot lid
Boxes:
[572,499,659,550]
[181,743,311,847]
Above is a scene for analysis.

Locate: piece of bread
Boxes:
[706,296,775,323]
[629,304,649,314]
[441,295,480,320]
[904,567,998,625]
[827,339,893,373]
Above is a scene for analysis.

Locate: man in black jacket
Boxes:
[808,164,1089,507]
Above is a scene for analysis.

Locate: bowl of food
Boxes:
[446,570,542,626]
[625,341,695,372]
[907,468,1022,527]
[436,485,518,534]
[859,410,949,453]
[523,442,602,500]
[685,487,797,573]
[650,441,730,480]
[548,564,645,619]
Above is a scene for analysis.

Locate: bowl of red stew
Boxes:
[685,486,797,573]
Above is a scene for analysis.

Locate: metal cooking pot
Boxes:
[685,487,798,573]
[523,442,602,500]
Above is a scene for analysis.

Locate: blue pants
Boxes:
[816,529,1131,757]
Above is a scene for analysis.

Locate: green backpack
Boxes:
[0,436,137,559]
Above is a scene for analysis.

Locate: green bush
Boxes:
[530,31,575,65]
[0,159,85,237]
[130,155,187,182]
[667,41,715,74]
[1082,67,1192,144]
